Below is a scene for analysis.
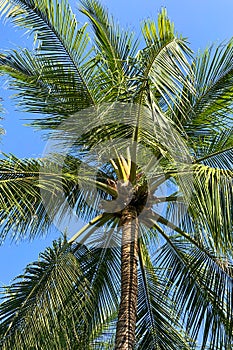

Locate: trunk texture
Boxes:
[115,206,138,350]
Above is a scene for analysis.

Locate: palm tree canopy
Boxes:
[0,0,232,349]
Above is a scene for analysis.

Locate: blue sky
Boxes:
[0,0,233,285]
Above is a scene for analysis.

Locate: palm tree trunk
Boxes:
[115,206,138,350]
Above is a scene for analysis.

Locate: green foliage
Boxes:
[0,0,232,349]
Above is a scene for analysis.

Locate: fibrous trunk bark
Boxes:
[115,206,138,350]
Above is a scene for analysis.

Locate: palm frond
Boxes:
[193,41,233,126]
[175,41,233,138]
[0,237,93,349]
[0,49,88,120]
[135,9,193,121]
[0,154,56,241]
[0,153,112,242]
[0,0,96,128]
[79,0,139,104]
[194,127,233,170]
[136,236,193,350]
[80,0,138,63]
[149,161,232,255]
[0,2,232,349]
[155,234,233,350]
[189,164,233,254]
[0,236,121,349]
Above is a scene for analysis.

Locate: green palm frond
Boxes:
[136,9,193,118]
[190,164,233,253]
[72,242,121,348]
[0,237,93,350]
[193,41,233,125]
[0,154,56,241]
[136,236,193,350]
[0,1,232,349]
[155,161,233,255]
[0,49,86,120]
[0,237,121,349]
[194,127,233,169]
[0,0,91,80]
[79,0,139,102]
[155,235,233,350]
[80,0,138,67]
[175,40,233,137]
[0,0,96,127]
[0,153,119,242]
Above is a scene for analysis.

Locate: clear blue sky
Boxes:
[1,0,233,285]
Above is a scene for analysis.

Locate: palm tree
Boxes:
[0,0,232,349]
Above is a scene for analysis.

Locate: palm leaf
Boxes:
[193,41,233,126]
[80,0,139,102]
[0,0,96,128]
[0,50,87,120]
[189,164,233,253]
[0,154,56,241]
[194,127,233,169]
[0,236,122,349]
[136,235,193,350]
[155,234,233,350]
[135,9,193,119]
[0,237,93,349]
[174,41,233,138]
[0,152,120,242]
